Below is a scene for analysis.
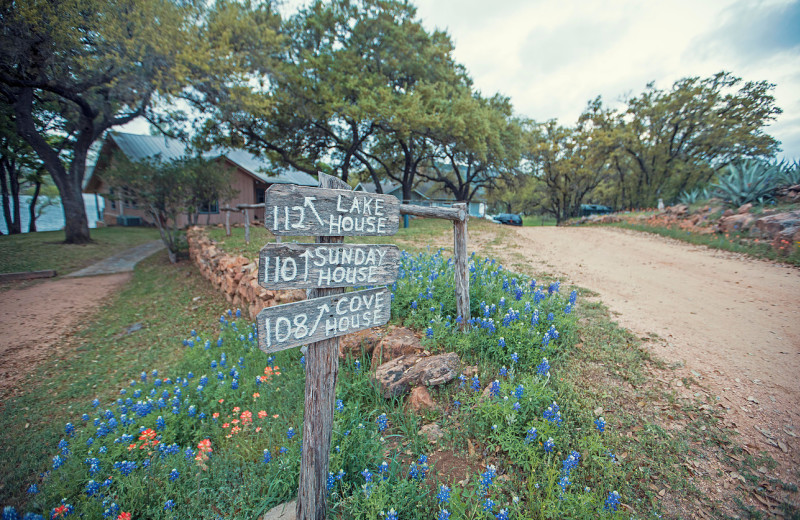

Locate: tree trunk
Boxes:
[0,157,22,234]
[14,87,91,243]
[28,179,41,233]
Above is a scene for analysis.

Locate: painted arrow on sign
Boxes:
[258,243,401,289]
[264,184,400,237]
[256,287,391,353]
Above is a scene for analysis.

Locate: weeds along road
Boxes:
[493,225,800,476]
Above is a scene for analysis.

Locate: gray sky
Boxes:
[410,0,800,160]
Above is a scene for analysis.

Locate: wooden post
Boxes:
[296,173,351,520]
[452,203,470,330]
[243,208,250,244]
[224,206,231,236]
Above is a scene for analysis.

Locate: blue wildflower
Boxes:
[263,450,272,464]
[536,358,550,377]
[525,427,538,444]
[437,485,451,503]
[361,468,372,482]
[595,416,606,433]
[496,509,509,520]
[385,509,398,520]
[169,468,180,481]
[605,491,621,511]
[376,413,388,432]
[164,499,175,511]
[498,337,505,348]
[336,399,344,412]
[27,484,38,494]
[437,510,451,520]
[510,352,519,363]
[499,366,508,377]
[426,327,433,338]
[470,375,480,392]
[544,437,555,452]
[483,498,495,512]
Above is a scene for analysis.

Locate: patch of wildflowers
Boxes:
[543,437,555,452]
[437,485,450,504]
[595,416,606,433]
[605,491,621,511]
[376,413,388,432]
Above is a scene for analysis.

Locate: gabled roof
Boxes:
[86,132,318,191]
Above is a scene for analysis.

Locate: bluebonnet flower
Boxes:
[377,460,389,479]
[354,360,361,372]
[605,491,621,511]
[569,289,578,305]
[496,509,509,520]
[498,337,505,348]
[437,485,451,503]
[81,414,90,422]
[595,416,606,433]
[64,423,74,436]
[564,304,572,314]
[52,455,64,470]
[385,509,398,520]
[263,450,272,464]
[489,380,500,397]
[326,472,335,491]
[58,439,69,456]
[558,474,571,492]
[547,312,554,322]
[470,375,481,392]
[499,366,508,377]
[483,498,495,512]
[562,451,580,475]
[411,300,418,310]
[92,399,100,408]
[531,310,539,326]
[426,327,433,338]
[376,413,388,432]
[510,352,519,363]
[156,416,165,430]
[536,358,550,377]
[543,437,555,452]
[548,281,560,294]
[279,447,288,454]
[437,510,451,520]
[361,468,372,482]
[287,427,295,440]
[458,373,466,387]
[543,401,562,425]
[513,384,524,399]
[114,460,137,476]
[525,427,538,444]
[513,401,521,411]
[479,465,496,494]
[336,399,344,412]
[169,468,179,481]
[164,499,175,511]
[27,484,38,494]
[300,356,306,367]
[453,400,461,409]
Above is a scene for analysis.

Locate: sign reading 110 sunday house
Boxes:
[256,183,400,354]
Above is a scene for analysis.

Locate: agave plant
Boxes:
[776,160,800,186]
[677,186,711,205]
[712,160,780,206]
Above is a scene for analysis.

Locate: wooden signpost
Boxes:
[256,173,399,520]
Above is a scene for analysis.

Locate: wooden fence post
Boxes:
[296,173,351,520]
[243,208,250,244]
[224,206,231,236]
[452,203,470,330]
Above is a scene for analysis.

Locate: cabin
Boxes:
[414,180,487,218]
[84,132,318,227]
[352,179,428,203]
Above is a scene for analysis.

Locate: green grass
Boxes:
[523,215,557,227]
[0,251,231,508]
[0,227,161,275]
[606,221,800,266]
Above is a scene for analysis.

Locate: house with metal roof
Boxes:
[84,132,318,227]
[352,179,428,202]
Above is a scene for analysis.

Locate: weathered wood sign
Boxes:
[258,243,400,289]
[264,184,400,236]
[257,286,390,353]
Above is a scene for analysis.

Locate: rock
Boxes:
[339,328,381,359]
[371,326,424,370]
[260,500,296,520]
[666,204,688,216]
[753,210,800,239]
[408,386,437,413]
[737,203,753,214]
[418,422,444,443]
[461,365,479,378]
[402,352,460,386]
[373,354,423,398]
[717,213,755,233]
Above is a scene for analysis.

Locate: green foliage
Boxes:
[711,159,781,206]
[776,160,800,186]
[676,186,710,205]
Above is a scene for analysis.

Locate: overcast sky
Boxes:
[409,0,800,160]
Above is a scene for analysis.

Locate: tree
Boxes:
[104,153,234,263]
[183,156,238,226]
[582,72,782,207]
[0,104,45,234]
[524,120,610,223]
[420,92,522,202]
[0,0,243,243]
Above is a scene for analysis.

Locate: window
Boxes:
[256,187,266,204]
[199,200,219,214]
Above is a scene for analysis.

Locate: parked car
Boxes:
[493,213,523,226]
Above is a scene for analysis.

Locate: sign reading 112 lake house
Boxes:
[264,184,400,237]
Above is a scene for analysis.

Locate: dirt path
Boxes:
[479,225,800,479]
[0,274,131,399]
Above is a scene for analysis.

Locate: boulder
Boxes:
[339,328,382,359]
[373,354,422,398]
[753,211,800,240]
[370,326,424,370]
[737,203,753,214]
[717,213,755,233]
[666,204,688,216]
[418,423,444,443]
[402,352,460,386]
[408,386,437,413]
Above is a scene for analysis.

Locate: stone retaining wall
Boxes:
[187,227,305,320]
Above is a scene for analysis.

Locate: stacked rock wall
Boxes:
[187,227,305,320]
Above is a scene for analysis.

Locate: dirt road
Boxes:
[482,225,800,477]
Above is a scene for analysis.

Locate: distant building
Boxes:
[353,179,427,202]
[414,180,487,218]
[84,132,317,227]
